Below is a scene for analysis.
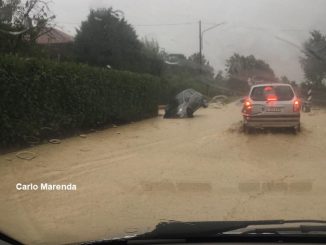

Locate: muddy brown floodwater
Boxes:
[1,101,326,245]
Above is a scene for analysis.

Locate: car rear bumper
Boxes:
[243,114,300,128]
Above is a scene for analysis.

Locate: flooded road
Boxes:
[1,101,326,245]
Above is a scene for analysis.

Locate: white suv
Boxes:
[242,83,301,133]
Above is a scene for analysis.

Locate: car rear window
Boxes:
[250,85,294,101]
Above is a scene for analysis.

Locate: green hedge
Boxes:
[0,56,159,147]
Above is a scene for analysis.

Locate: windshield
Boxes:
[1,0,326,244]
[250,85,295,101]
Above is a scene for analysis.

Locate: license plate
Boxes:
[266,107,281,112]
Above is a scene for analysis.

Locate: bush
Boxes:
[0,55,159,147]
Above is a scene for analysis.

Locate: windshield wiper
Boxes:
[81,220,326,244]
[0,232,24,245]
[223,222,326,235]
[135,220,326,239]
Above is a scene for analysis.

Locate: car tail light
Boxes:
[293,99,300,112]
[264,86,273,91]
[243,100,252,114]
[267,94,278,101]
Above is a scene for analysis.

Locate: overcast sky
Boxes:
[52,0,326,81]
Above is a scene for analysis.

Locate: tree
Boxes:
[300,30,326,86]
[161,52,214,80]
[213,70,228,88]
[141,38,161,57]
[0,0,55,54]
[74,8,146,73]
[215,70,224,81]
[280,75,291,84]
[139,37,165,75]
[226,53,275,81]
[157,52,220,100]
[188,53,214,78]
[225,53,275,93]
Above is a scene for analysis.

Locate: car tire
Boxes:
[293,124,301,134]
[186,108,194,117]
[243,124,251,134]
[302,104,311,113]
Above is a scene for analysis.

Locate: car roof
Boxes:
[251,83,292,88]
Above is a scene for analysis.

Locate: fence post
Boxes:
[303,82,312,112]
[307,82,312,103]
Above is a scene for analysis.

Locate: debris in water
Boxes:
[209,95,228,109]
[16,151,37,160]
[79,134,87,138]
[209,102,223,109]
[210,95,228,104]
[49,139,61,144]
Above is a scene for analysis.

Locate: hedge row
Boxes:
[0,55,159,147]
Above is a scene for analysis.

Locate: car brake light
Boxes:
[264,86,273,91]
[267,94,278,101]
[293,99,300,112]
[243,100,252,114]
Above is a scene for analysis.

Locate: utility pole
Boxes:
[198,20,225,71]
[198,20,225,95]
[199,20,202,70]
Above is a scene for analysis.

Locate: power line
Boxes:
[55,21,80,25]
[132,22,227,27]
[134,22,197,27]
[55,20,326,34]
[56,21,213,27]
